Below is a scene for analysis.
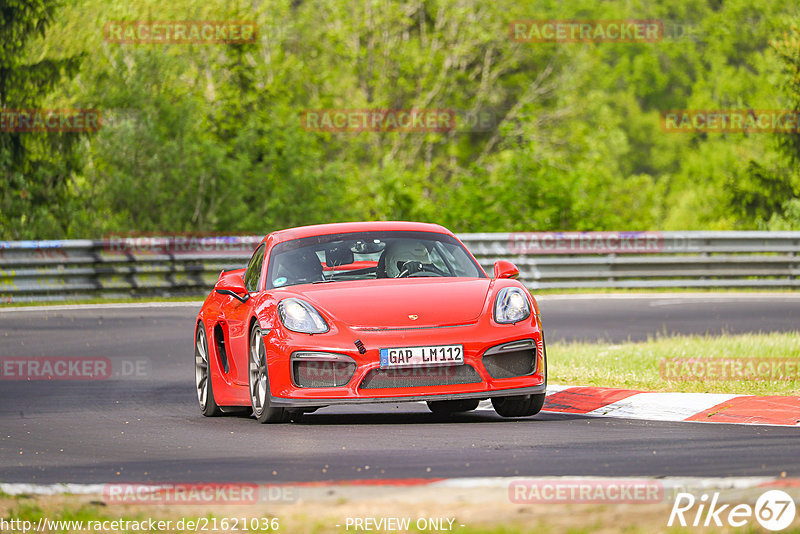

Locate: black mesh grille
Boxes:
[359,364,482,389]
[482,348,536,379]
[292,361,356,388]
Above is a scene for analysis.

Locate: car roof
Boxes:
[263,221,453,245]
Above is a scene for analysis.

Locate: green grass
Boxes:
[4,499,146,533]
[0,496,651,534]
[5,492,800,534]
[2,497,277,533]
[549,332,800,395]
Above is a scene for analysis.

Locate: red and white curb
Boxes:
[510,385,800,427]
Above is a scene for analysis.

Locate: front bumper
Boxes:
[267,383,547,408]
[263,314,546,408]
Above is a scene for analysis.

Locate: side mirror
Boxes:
[493,260,520,280]
[215,272,250,303]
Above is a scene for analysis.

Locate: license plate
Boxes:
[379,344,464,368]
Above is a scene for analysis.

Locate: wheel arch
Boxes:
[249,316,260,334]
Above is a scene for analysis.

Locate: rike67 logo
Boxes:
[669,490,797,531]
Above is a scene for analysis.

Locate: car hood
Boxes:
[284,278,492,328]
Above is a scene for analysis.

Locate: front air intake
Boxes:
[291,352,356,388]
[482,339,537,379]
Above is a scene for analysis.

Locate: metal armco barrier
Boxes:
[0,231,798,302]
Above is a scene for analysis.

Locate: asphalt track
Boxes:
[0,294,798,484]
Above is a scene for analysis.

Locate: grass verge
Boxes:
[5,486,799,534]
[549,332,800,395]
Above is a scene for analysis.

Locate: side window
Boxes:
[244,244,265,292]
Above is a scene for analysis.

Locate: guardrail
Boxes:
[0,231,798,302]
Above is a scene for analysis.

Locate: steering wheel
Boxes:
[397,261,447,278]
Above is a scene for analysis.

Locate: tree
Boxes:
[0,0,87,238]
[731,18,800,228]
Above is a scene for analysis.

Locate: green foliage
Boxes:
[764,199,800,230]
[0,0,87,238]
[4,0,800,238]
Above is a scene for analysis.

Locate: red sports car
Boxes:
[194,221,546,423]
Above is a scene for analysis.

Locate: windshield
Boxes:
[266,231,485,289]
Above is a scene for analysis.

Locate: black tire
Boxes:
[195,322,222,417]
[249,324,289,424]
[491,393,545,418]
[426,399,480,414]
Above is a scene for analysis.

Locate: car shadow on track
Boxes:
[285,410,588,426]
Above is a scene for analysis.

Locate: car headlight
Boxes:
[278,298,329,334]
[494,287,531,324]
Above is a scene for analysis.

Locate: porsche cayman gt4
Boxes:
[194,221,546,423]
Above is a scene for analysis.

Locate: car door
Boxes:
[225,243,265,386]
